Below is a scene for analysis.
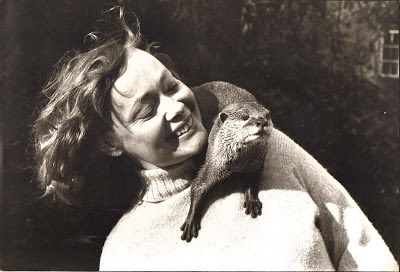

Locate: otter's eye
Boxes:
[242,115,250,121]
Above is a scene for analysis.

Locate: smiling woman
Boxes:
[32,5,398,271]
[107,48,207,169]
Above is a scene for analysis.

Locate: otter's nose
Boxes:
[256,118,269,128]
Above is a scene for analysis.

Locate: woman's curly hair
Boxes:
[33,6,161,207]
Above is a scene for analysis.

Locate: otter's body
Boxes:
[181,102,273,242]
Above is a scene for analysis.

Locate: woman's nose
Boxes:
[164,99,186,122]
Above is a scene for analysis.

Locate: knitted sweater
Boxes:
[100,82,398,271]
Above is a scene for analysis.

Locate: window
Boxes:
[381,30,399,78]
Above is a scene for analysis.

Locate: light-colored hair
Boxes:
[34,6,148,205]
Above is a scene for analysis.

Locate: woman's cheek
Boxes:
[177,87,197,111]
[147,120,168,147]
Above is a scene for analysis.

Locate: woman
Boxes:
[34,7,398,271]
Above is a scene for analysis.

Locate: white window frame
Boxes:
[380,30,399,78]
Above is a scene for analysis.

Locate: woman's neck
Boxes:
[136,158,197,202]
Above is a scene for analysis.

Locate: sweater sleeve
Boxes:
[277,130,398,271]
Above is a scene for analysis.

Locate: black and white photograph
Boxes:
[0,0,399,270]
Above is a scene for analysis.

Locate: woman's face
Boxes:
[109,48,208,169]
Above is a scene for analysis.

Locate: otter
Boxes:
[180,101,273,242]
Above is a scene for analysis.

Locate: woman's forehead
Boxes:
[113,48,165,98]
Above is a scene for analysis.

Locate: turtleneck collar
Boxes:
[136,158,197,203]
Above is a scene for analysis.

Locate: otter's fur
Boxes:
[180,101,273,242]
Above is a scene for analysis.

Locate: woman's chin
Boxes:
[168,132,208,166]
[186,129,208,153]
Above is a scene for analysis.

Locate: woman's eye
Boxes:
[138,105,156,121]
[165,82,179,95]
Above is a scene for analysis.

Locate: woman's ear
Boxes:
[98,135,123,157]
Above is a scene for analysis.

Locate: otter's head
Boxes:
[219,102,273,146]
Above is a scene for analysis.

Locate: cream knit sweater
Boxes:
[100,82,398,271]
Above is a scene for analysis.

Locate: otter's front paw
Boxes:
[244,193,262,218]
[180,219,201,243]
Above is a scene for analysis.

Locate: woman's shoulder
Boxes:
[252,127,327,193]
[191,81,258,132]
[267,128,308,161]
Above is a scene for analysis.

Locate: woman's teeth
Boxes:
[176,117,193,137]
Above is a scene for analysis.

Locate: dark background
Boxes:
[0,0,398,270]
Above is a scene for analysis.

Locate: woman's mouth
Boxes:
[176,116,193,137]
[167,116,193,139]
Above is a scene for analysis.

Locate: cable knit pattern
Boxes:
[138,159,196,202]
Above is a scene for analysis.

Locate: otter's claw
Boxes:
[180,219,201,242]
[244,194,262,218]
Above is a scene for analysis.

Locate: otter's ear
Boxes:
[219,112,229,123]
[98,136,123,157]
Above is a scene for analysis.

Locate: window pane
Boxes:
[382,62,390,74]
[383,47,399,60]
[390,63,398,75]
[383,47,390,59]
[393,48,399,60]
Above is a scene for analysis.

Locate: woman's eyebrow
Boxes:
[159,69,173,85]
[127,92,160,121]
